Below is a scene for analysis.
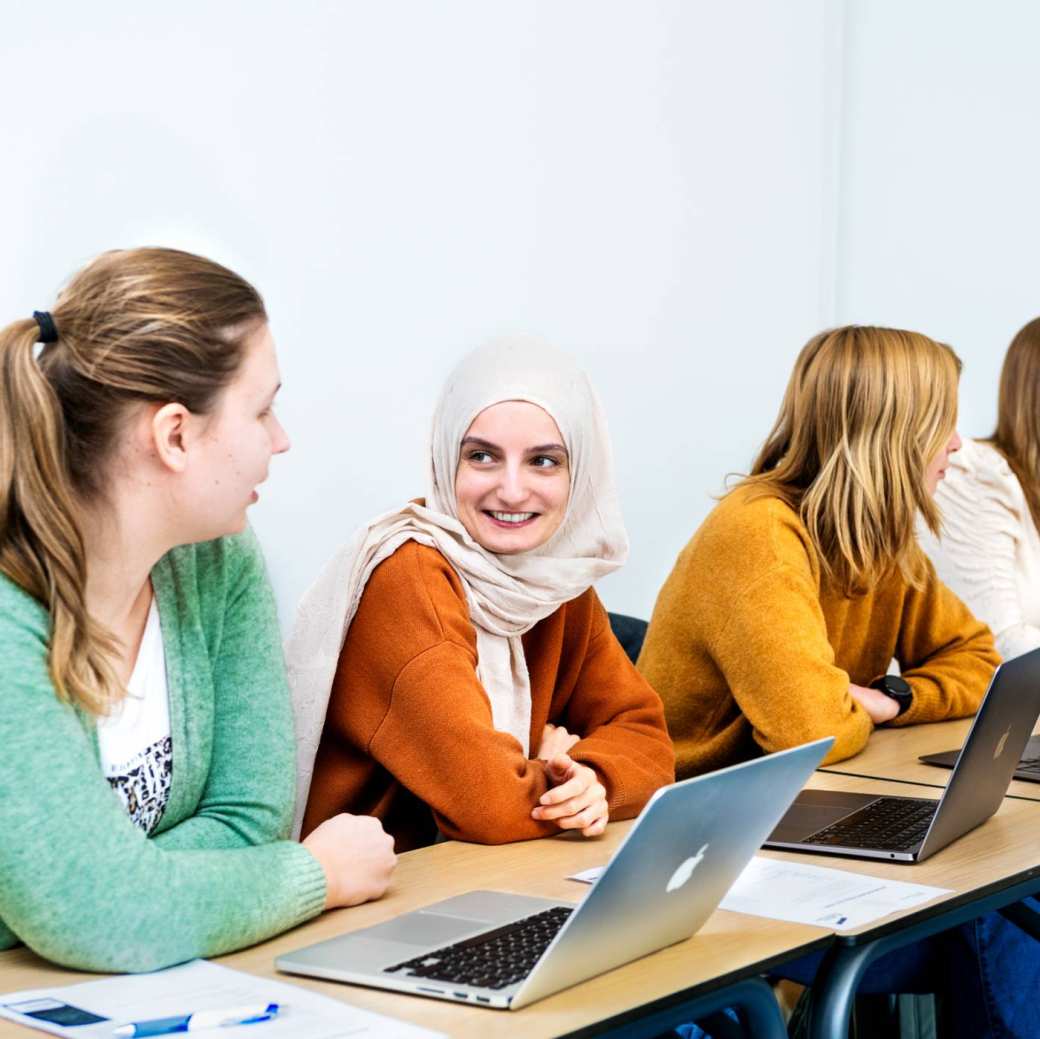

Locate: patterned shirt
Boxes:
[97,598,172,833]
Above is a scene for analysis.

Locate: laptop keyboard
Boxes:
[804,796,937,852]
[383,906,573,990]
[1016,755,1040,780]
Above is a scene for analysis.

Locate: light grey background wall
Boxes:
[834,0,1040,440]
[1,1,1031,627]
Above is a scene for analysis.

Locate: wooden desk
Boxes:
[5,776,1037,1038]
[790,772,1040,1039]
[0,823,830,1039]
[818,717,1040,802]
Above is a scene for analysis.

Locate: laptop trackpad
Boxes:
[296,912,490,972]
[769,790,877,843]
[362,911,487,948]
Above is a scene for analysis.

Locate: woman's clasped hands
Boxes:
[532,724,608,837]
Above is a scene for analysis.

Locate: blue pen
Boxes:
[111,1003,280,1037]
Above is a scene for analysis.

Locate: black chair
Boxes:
[607,612,648,664]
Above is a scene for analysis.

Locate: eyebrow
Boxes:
[460,436,567,454]
[263,381,282,404]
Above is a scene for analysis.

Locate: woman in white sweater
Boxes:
[920,317,1040,660]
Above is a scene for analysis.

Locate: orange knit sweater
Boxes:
[302,541,675,851]
[638,487,1000,778]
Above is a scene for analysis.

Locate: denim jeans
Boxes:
[776,900,1040,1039]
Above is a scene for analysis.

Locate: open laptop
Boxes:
[277,737,832,1010]
[764,646,1040,863]
[921,734,1040,784]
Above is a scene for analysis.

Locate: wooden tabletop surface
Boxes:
[0,821,830,1039]
[777,772,1040,940]
[4,770,1038,1037]
[818,718,1040,802]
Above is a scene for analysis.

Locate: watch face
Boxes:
[886,676,912,696]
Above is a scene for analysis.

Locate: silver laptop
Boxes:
[765,646,1040,863]
[276,737,832,1010]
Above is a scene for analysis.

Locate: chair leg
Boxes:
[998,900,1040,942]
[697,1009,745,1039]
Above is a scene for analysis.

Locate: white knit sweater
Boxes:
[919,438,1040,660]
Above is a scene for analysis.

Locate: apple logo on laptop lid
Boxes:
[994,725,1012,760]
[666,843,708,893]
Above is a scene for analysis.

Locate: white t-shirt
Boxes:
[97,598,172,833]
[919,437,1040,660]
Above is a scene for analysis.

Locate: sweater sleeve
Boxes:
[154,531,297,852]
[709,560,873,765]
[317,543,575,844]
[560,596,675,817]
[369,640,561,844]
[891,555,1000,726]
[926,449,1040,660]
[0,584,325,974]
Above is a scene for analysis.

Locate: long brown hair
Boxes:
[738,325,961,595]
[0,247,266,714]
[986,317,1040,533]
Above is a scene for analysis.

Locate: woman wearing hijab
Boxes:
[289,338,674,849]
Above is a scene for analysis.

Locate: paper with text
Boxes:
[0,959,445,1039]
[568,856,950,930]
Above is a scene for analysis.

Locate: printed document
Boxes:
[569,856,949,931]
[0,959,445,1039]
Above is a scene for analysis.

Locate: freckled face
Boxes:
[924,428,962,496]
[184,322,290,539]
[454,401,570,554]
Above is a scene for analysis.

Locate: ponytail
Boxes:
[0,247,266,713]
[0,319,121,713]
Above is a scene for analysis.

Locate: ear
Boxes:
[150,402,193,474]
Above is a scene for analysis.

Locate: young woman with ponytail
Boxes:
[0,248,395,973]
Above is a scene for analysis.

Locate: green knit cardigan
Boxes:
[0,530,326,972]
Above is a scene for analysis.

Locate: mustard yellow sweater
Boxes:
[638,486,1000,777]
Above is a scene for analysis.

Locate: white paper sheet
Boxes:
[0,959,445,1039]
[568,867,605,885]
[568,856,950,931]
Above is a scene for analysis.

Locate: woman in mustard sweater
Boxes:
[640,325,1033,1038]
[639,324,998,776]
[289,337,674,850]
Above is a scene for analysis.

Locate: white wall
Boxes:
[1,2,836,625]
[835,0,1040,440]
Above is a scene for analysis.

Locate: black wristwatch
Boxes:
[871,675,913,717]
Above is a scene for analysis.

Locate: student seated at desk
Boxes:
[0,249,395,973]
[289,338,674,850]
[641,326,1039,1039]
[638,324,999,775]
[920,317,1040,660]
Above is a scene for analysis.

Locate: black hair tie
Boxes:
[32,310,58,344]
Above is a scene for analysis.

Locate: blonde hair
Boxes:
[738,325,961,595]
[986,317,1040,533]
[0,247,266,714]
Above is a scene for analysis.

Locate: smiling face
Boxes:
[924,427,962,496]
[178,321,290,539]
[453,400,570,554]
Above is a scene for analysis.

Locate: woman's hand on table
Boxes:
[849,682,900,724]
[303,813,397,910]
[533,752,608,837]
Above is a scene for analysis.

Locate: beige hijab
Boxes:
[286,337,628,836]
